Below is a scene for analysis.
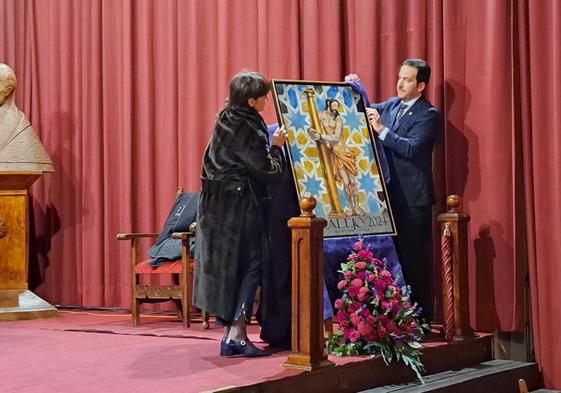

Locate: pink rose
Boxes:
[367,274,376,283]
[373,258,383,266]
[337,280,347,289]
[365,315,376,324]
[350,313,361,326]
[343,270,353,279]
[356,271,366,280]
[355,261,367,270]
[349,330,361,342]
[353,241,363,251]
[334,298,344,310]
[380,270,392,279]
[351,278,363,288]
[357,292,367,301]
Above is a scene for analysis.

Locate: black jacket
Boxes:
[193,105,284,322]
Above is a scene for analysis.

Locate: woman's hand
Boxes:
[271,125,288,147]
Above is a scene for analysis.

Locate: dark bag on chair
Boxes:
[147,192,199,267]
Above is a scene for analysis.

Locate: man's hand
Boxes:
[307,127,321,142]
[344,74,360,82]
[271,125,288,147]
[366,108,383,133]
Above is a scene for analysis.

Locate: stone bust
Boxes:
[0,63,54,172]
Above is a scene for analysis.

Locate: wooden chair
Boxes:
[116,193,209,329]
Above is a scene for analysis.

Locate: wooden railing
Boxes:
[282,195,334,371]
[437,195,474,341]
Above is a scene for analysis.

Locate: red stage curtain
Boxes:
[0,0,559,387]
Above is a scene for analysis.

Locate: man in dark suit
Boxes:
[346,59,440,320]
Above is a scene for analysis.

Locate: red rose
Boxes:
[358,321,374,337]
[348,301,361,313]
[337,280,347,289]
[348,286,359,298]
[357,249,370,259]
[377,326,387,338]
[350,313,361,326]
[386,320,397,333]
[353,241,363,251]
[375,280,387,291]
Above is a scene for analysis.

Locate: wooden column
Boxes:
[283,195,334,371]
[437,195,474,340]
[0,171,57,321]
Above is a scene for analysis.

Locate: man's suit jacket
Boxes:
[371,96,440,208]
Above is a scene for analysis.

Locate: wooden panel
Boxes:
[0,171,42,190]
[0,192,27,290]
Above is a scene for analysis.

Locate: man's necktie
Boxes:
[392,103,408,128]
[396,103,408,122]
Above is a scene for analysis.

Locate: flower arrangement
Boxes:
[327,241,429,382]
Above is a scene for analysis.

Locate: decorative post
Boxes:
[283,195,334,371]
[437,195,474,340]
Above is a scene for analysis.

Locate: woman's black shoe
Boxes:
[220,338,271,358]
[220,338,236,356]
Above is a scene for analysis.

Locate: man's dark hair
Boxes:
[325,98,340,110]
[228,70,271,107]
[402,58,431,85]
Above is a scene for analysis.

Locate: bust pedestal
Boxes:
[0,171,57,321]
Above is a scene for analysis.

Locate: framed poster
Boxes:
[272,80,396,238]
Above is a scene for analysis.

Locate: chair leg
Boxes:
[182,299,190,329]
[132,297,140,326]
[202,309,210,330]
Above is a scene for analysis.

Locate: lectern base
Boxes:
[0,290,58,321]
[282,354,335,371]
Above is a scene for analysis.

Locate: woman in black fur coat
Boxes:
[193,71,287,357]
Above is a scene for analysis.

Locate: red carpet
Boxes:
[0,311,314,392]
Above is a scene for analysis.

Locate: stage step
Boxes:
[359,360,542,393]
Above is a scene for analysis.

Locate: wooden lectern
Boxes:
[0,171,57,321]
[283,195,334,371]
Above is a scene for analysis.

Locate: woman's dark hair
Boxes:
[228,71,271,107]
[402,58,431,85]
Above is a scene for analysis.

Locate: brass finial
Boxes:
[300,194,317,217]
[446,195,462,213]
